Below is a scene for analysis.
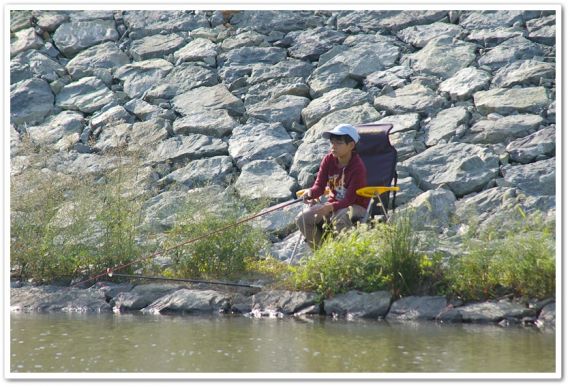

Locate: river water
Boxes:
[9,312,555,374]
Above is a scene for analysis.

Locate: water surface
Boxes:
[10,313,555,373]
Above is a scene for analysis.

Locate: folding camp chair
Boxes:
[354,123,399,223]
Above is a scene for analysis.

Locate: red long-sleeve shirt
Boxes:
[309,152,370,211]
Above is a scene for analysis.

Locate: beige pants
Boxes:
[295,204,368,250]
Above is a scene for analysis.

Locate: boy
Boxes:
[295,123,369,249]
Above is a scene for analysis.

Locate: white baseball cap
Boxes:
[322,123,360,143]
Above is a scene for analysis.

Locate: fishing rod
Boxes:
[106,271,262,289]
[72,195,304,288]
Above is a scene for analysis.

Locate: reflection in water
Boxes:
[10,313,555,373]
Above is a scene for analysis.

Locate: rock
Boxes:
[501,157,555,196]
[10,27,44,57]
[286,27,346,61]
[145,63,218,100]
[234,159,297,203]
[302,88,370,129]
[244,77,310,107]
[406,188,457,231]
[65,41,130,81]
[425,106,470,146]
[68,11,115,21]
[491,60,555,88]
[90,105,133,130]
[455,187,518,228]
[337,10,448,32]
[439,67,491,101]
[403,142,500,197]
[247,95,310,130]
[228,120,296,169]
[11,286,111,313]
[111,283,184,311]
[219,46,287,68]
[466,27,526,45]
[303,103,382,143]
[308,41,400,97]
[122,10,209,39]
[26,110,84,147]
[464,114,543,144]
[248,59,314,85]
[376,113,421,134]
[230,10,323,35]
[33,10,69,32]
[142,289,232,314]
[130,33,186,61]
[374,83,446,116]
[537,302,556,328]
[172,84,245,117]
[386,296,449,320]
[10,78,54,126]
[506,126,556,164]
[458,10,528,29]
[147,134,228,166]
[269,231,311,264]
[173,110,239,137]
[124,99,169,121]
[438,300,535,324]
[161,156,235,188]
[396,22,463,48]
[478,36,548,71]
[93,123,131,152]
[289,139,330,188]
[128,118,171,152]
[141,190,190,231]
[528,24,556,46]
[173,37,219,66]
[364,67,411,90]
[114,58,173,99]
[53,20,118,58]
[252,290,319,315]
[408,36,477,78]
[55,76,116,114]
[473,87,550,115]
[10,10,33,32]
[221,30,268,51]
[324,290,392,319]
[393,176,424,207]
[253,201,304,238]
[11,50,66,83]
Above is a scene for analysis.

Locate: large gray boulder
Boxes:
[386,296,449,320]
[408,36,477,78]
[244,77,310,107]
[247,95,310,130]
[286,27,346,61]
[302,88,370,129]
[403,142,500,197]
[128,118,171,152]
[55,76,116,113]
[374,83,446,116]
[173,37,219,66]
[10,27,44,57]
[53,20,119,58]
[114,59,173,99]
[406,188,457,230]
[397,22,463,48]
[478,36,548,71]
[337,10,448,32]
[248,59,314,85]
[26,110,84,148]
[228,121,296,169]
[173,110,239,138]
[289,139,330,188]
[11,286,111,313]
[122,10,209,39]
[65,41,130,81]
[439,67,491,101]
[172,84,245,117]
[142,289,232,314]
[473,86,550,115]
[10,78,54,126]
[458,10,531,29]
[145,63,218,101]
[161,156,235,188]
[11,50,66,84]
[463,114,543,144]
[424,106,470,146]
[111,284,184,311]
[234,159,297,202]
[252,290,319,315]
[491,60,555,88]
[438,300,535,323]
[147,134,228,166]
[130,33,186,61]
[324,290,392,319]
[506,126,556,164]
[230,10,323,35]
[219,46,287,68]
[501,157,555,196]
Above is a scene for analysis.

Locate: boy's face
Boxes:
[329,135,355,159]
